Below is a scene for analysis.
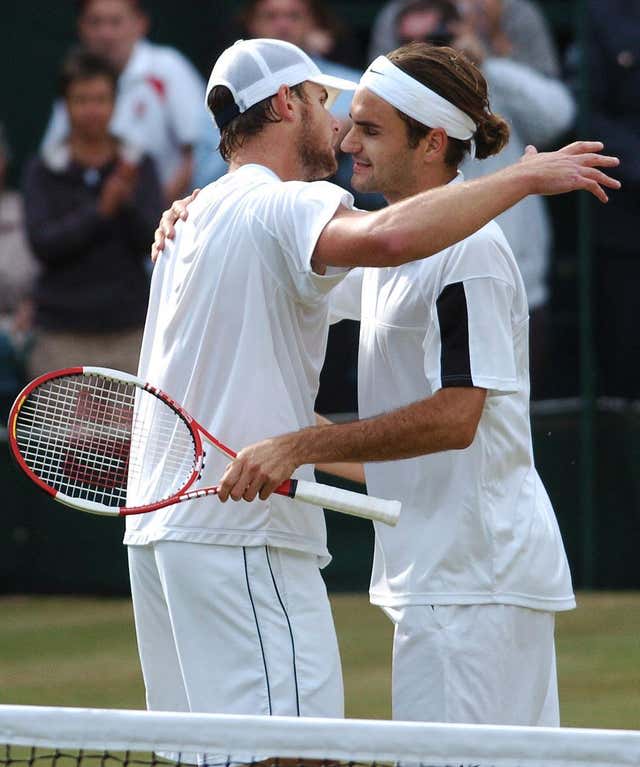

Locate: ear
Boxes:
[422,127,448,163]
[272,84,298,123]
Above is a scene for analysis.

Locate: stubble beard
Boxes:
[297,110,338,181]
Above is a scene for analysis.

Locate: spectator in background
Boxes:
[392,0,575,397]
[576,0,640,399]
[195,0,385,212]
[369,0,562,77]
[23,49,163,378]
[0,124,37,418]
[42,0,207,202]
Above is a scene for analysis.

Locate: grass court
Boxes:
[1,592,639,729]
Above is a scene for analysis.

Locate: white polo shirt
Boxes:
[124,164,352,565]
[42,40,206,185]
[330,207,575,611]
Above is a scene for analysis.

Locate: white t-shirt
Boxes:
[42,40,206,185]
[330,206,575,611]
[124,164,352,565]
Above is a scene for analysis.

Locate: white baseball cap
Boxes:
[206,38,358,129]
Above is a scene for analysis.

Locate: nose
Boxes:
[340,124,359,154]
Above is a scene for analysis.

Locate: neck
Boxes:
[228,150,301,182]
[69,134,117,167]
[227,127,314,182]
[385,164,458,204]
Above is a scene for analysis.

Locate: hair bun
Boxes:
[474,112,510,159]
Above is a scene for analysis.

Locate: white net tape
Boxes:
[1,706,639,767]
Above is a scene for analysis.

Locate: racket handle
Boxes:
[290,479,401,526]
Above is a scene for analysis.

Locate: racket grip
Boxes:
[291,479,401,526]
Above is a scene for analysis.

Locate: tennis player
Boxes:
[133,37,617,728]
[215,44,596,726]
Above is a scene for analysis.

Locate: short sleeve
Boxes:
[424,226,520,395]
[250,180,354,302]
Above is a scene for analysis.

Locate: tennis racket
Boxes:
[8,367,400,525]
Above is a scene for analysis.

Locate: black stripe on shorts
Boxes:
[242,547,272,715]
[265,547,301,716]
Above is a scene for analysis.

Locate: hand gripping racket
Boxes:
[8,367,401,525]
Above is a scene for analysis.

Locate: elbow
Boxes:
[449,420,480,450]
[369,227,414,267]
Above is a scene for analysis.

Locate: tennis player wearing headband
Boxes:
[218,43,578,727]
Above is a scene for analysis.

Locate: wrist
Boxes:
[287,427,317,469]
[505,160,537,197]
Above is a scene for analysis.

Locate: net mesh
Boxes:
[1,706,639,767]
[14,373,197,509]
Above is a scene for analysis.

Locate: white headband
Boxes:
[360,56,477,146]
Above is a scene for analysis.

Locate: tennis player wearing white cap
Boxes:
[131,37,617,729]
[214,43,603,727]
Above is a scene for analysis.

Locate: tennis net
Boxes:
[1,705,640,767]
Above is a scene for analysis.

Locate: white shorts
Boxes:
[128,542,344,722]
[384,603,559,726]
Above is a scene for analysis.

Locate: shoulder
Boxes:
[145,41,202,77]
[441,221,519,285]
[24,151,57,182]
[269,178,353,211]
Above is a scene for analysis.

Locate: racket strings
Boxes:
[15,374,197,508]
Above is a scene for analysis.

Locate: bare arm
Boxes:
[218,387,487,502]
[151,142,619,265]
[313,142,620,269]
[314,413,366,485]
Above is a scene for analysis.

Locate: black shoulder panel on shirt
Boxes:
[436,281,473,388]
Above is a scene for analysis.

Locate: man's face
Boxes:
[247,0,313,48]
[295,81,340,181]
[65,76,115,140]
[341,87,426,201]
[78,0,147,72]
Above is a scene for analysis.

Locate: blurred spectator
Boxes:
[23,49,163,378]
[195,0,385,212]
[42,0,207,202]
[390,0,575,398]
[0,124,37,419]
[369,0,562,77]
[574,0,639,398]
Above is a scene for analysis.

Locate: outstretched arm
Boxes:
[313,142,620,269]
[217,387,487,502]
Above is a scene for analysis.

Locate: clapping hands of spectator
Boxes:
[99,160,139,217]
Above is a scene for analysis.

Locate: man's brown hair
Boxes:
[388,42,510,166]
[208,83,308,162]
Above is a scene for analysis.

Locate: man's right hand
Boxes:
[151,188,200,263]
[520,141,621,203]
